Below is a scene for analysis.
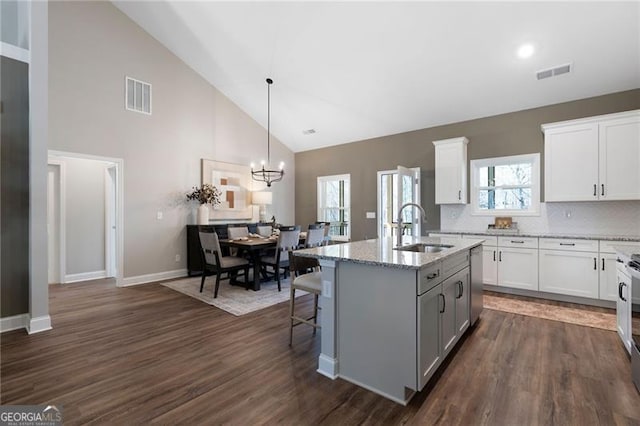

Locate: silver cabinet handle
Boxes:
[601,184,605,197]
[593,184,597,196]
[458,190,461,200]
[499,251,502,262]
[620,282,627,302]
[439,293,445,313]
[559,243,575,246]
[602,258,605,271]
[493,250,496,261]
[456,280,464,299]
[593,257,597,270]
[426,270,440,280]
[510,240,525,244]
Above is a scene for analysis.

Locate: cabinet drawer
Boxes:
[442,251,469,278]
[599,240,640,254]
[498,236,538,249]
[418,262,443,295]
[539,238,598,252]
[462,234,497,247]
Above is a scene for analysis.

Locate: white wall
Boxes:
[48,1,295,280]
[441,201,640,236]
[63,157,106,276]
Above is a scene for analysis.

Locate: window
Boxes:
[470,153,540,216]
[317,174,350,241]
[125,76,152,115]
[377,167,421,238]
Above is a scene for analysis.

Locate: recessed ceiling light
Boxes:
[517,43,535,59]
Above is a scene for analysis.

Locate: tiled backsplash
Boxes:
[440,201,640,236]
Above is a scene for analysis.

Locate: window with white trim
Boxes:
[317,174,350,241]
[470,153,540,216]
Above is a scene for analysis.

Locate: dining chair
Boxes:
[288,252,322,346]
[198,231,250,298]
[260,225,301,291]
[304,223,325,248]
[315,221,331,245]
[227,225,250,256]
[257,225,273,237]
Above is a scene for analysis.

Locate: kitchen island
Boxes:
[295,236,484,405]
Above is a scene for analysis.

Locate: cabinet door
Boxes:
[441,277,458,357]
[599,115,640,200]
[539,250,599,298]
[617,270,632,353]
[417,284,442,390]
[455,269,470,335]
[544,123,599,201]
[434,139,467,204]
[599,254,620,301]
[482,245,498,285]
[498,248,538,291]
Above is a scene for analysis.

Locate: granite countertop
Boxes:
[294,236,484,270]
[613,245,640,262]
[429,230,640,242]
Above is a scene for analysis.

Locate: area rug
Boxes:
[483,294,616,331]
[161,276,306,316]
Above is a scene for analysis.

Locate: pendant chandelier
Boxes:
[251,78,284,187]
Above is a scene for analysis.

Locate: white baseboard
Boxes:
[65,270,107,283]
[121,269,188,287]
[317,354,338,379]
[28,315,52,334]
[0,314,29,333]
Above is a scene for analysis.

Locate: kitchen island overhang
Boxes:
[295,236,484,405]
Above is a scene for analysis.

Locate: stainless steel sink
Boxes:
[394,243,454,253]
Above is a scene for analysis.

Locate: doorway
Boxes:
[47,151,123,286]
[377,166,421,238]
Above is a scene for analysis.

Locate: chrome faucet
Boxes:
[397,202,427,248]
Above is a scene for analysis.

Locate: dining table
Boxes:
[220,232,306,291]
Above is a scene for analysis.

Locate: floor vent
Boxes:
[536,63,572,80]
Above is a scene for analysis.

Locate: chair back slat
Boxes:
[199,231,222,266]
[257,225,272,237]
[305,224,325,248]
[227,226,249,239]
[277,226,301,262]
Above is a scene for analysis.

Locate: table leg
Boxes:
[250,251,261,291]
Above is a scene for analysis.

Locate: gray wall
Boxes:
[295,89,640,242]
[64,158,106,276]
[1,56,30,318]
[48,1,295,279]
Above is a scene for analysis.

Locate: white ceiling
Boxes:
[113,1,640,153]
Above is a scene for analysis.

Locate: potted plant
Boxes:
[186,183,222,225]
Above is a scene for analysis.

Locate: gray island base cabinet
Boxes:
[295,237,482,405]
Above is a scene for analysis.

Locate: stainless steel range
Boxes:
[629,254,640,393]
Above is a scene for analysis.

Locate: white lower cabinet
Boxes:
[539,250,599,298]
[616,264,632,354]
[482,245,498,285]
[600,253,620,301]
[498,247,539,291]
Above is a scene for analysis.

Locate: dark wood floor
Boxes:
[2,281,639,425]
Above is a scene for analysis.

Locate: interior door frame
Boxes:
[376,167,421,238]
[104,165,117,278]
[48,150,124,286]
[47,159,66,284]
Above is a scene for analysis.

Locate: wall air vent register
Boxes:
[125,76,152,114]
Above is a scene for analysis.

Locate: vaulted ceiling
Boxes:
[113,1,640,152]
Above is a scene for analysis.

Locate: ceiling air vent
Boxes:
[536,63,572,80]
[302,129,316,135]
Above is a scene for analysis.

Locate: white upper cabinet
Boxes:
[599,115,640,200]
[433,137,468,204]
[543,110,640,202]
